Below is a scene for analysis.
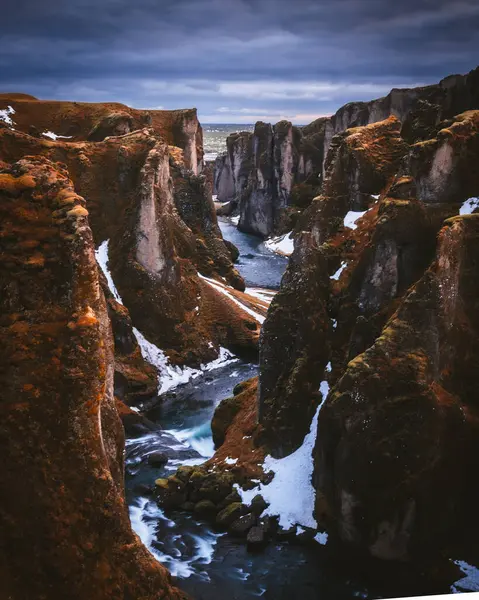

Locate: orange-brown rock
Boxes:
[0,126,259,368]
[156,378,265,522]
[99,275,158,405]
[0,157,187,599]
[0,94,203,172]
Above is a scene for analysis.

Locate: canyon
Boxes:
[1,64,479,599]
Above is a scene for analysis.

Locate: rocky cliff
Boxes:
[0,94,204,173]
[0,121,260,371]
[214,65,479,239]
[0,157,187,599]
[258,105,479,562]
[0,93,270,596]
[214,120,323,237]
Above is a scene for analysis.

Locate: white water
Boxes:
[129,497,221,579]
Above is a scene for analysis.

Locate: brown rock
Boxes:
[0,157,186,599]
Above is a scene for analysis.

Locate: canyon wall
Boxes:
[0,94,204,173]
[258,103,479,561]
[214,120,324,237]
[0,156,187,599]
[0,94,269,596]
[0,120,259,371]
[214,65,479,238]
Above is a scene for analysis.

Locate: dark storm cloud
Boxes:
[1,0,478,123]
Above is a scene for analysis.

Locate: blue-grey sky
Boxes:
[1,0,478,123]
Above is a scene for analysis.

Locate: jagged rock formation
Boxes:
[257,106,479,561]
[260,116,409,454]
[0,94,270,596]
[155,378,273,538]
[0,157,187,600]
[214,65,479,239]
[214,121,323,237]
[0,124,259,369]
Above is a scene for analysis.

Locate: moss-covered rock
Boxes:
[216,502,246,528]
[193,500,217,517]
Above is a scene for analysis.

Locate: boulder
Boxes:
[246,525,267,550]
[216,502,246,528]
[229,513,257,537]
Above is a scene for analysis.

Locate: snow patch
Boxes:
[325,362,332,373]
[134,328,236,394]
[343,210,368,230]
[244,287,276,305]
[42,130,73,141]
[224,457,238,465]
[96,239,237,395]
[315,532,329,545]
[319,381,330,398]
[265,231,294,256]
[452,560,479,592]
[95,240,124,304]
[460,197,479,216]
[0,105,15,127]
[331,262,347,280]
[235,402,324,530]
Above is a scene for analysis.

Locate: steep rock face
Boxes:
[259,117,408,455]
[172,161,245,289]
[214,66,479,238]
[155,378,267,529]
[100,276,158,405]
[0,95,203,173]
[406,110,479,204]
[257,107,479,560]
[323,65,479,165]
[0,157,186,599]
[315,215,479,561]
[0,126,259,367]
[215,121,324,237]
[239,122,275,237]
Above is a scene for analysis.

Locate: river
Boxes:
[124,217,471,599]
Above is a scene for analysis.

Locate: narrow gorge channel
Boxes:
[120,217,467,600]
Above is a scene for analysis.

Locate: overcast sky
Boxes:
[1,0,478,124]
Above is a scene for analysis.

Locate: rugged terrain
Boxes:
[0,156,188,599]
[0,95,268,598]
[161,68,479,568]
[214,65,479,238]
[2,65,479,598]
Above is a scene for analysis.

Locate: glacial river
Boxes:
[124,217,472,599]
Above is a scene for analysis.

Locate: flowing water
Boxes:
[125,216,471,599]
